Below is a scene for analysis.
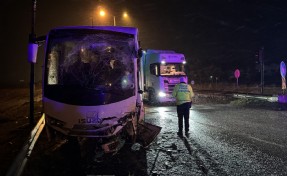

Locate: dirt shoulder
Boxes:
[0,87,42,175]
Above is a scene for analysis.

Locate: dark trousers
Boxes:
[177,102,190,133]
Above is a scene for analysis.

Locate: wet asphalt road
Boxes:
[23,103,287,176]
[144,104,287,176]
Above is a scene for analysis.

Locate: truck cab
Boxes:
[140,49,188,104]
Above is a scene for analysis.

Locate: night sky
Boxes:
[1,0,287,86]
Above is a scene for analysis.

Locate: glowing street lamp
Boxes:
[92,7,130,26]
[91,7,106,26]
[99,10,105,17]
[113,12,129,26]
[104,11,129,26]
[123,12,128,18]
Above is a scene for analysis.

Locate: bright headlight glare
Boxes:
[158,91,166,97]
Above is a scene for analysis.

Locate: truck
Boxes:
[140,49,188,104]
[28,26,161,156]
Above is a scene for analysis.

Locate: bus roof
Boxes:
[146,49,176,54]
[50,26,138,35]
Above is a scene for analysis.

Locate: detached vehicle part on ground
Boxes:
[29,26,161,155]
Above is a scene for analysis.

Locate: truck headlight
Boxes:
[158,91,166,97]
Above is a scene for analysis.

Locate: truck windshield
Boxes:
[44,28,136,105]
[160,63,186,76]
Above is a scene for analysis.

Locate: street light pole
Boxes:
[113,16,116,26]
[29,0,37,125]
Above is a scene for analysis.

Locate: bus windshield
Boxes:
[44,28,136,105]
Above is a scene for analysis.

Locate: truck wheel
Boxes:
[148,89,157,105]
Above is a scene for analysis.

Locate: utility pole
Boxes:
[29,0,37,125]
[259,47,264,94]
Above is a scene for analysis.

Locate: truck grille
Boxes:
[165,84,176,94]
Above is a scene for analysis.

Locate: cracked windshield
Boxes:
[47,30,135,91]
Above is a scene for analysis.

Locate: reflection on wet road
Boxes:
[145,104,287,175]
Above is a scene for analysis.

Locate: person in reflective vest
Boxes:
[172,77,194,137]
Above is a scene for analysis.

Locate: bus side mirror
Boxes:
[28,43,38,63]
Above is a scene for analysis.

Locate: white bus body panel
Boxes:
[43,96,137,136]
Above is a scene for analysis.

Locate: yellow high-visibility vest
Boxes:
[172,83,194,105]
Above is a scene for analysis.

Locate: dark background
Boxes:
[1,0,287,86]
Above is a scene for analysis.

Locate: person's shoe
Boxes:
[177,131,183,137]
[185,131,190,137]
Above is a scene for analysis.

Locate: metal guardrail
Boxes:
[6,114,46,176]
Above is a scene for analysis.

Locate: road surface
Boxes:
[22,102,287,176]
[144,103,287,175]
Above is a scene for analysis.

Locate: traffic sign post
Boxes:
[280,61,286,94]
[278,61,287,103]
[234,69,240,88]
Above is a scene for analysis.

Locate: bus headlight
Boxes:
[158,91,166,97]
